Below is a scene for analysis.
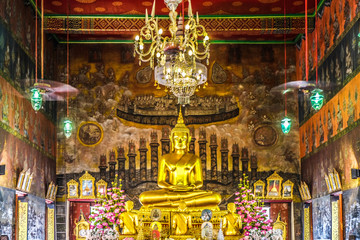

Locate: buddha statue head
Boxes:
[171,110,191,151]
[125,200,134,212]
[227,203,236,213]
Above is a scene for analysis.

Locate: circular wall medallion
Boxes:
[253,125,278,147]
[77,121,103,147]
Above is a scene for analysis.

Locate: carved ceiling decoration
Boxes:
[36,0,319,42]
[116,94,240,126]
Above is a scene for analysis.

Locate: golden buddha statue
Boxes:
[222,203,242,236]
[139,111,221,209]
[119,201,138,235]
[172,202,192,235]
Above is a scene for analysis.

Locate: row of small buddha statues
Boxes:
[120,201,242,238]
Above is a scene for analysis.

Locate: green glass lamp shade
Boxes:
[310,88,324,111]
[281,117,292,134]
[63,119,73,138]
[31,88,42,111]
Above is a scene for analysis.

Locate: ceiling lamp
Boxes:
[134,0,210,105]
[30,88,43,112]
[281,117,292,134]
[63,119,73,138]
[310,88,324,111]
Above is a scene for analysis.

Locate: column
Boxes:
[198,128,208,180]
[108,150,116,183]
[231,143,240,183]
[117,146,126,183]
[161,127,170,155]
[150,131,159,181]
[189,126,196,154]
[220,138,229,184]
[139,138,148,182]
[241,147,249,176]
[128,141,137,186]
[209,133,218,181]
[99,154,107,180]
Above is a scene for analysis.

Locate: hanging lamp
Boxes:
[310,0,324,111]
[281,0,292,134]
[31,0,43,111]
[63,0,73,138]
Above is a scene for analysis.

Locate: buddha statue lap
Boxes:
[139,111,221,210]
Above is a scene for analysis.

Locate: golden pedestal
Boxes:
[224,235,244,240]
[118,234,137,239]
[169,235,195,240]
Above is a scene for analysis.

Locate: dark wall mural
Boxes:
[25,195,46,240]
[312,195,332,240]
[57,44,300,180]
[343,187,360,240]
[0,187,15,239]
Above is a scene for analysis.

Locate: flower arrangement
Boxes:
[235,174,274,240]
[87,175,126,239]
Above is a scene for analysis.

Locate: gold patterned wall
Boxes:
[18,201,28,240]
[303,207,310,240]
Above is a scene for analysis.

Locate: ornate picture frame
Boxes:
[328,171,337,192]
[325,174,332,193]
[21,169,31,192]
[77,121,104,147]
[79,171,95,199]
[25,173,33,192]
[301,182,311,200]
[46,182,54,199]
[67,179,79,199]
[96,179,107,197]
[282,180,294,199]
[253,180,265,198]
[298,184,305,201]
[16,169,26,190]
[51,185,58,200]
[333,169,342,191]
[266,172,283,199]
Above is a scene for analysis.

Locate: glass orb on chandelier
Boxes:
[134,0,210,105]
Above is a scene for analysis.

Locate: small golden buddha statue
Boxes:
[139,110,221,209]
[222,203,242,236]
[172,202,192,235]
[119,201,139,235]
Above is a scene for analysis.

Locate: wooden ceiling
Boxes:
[38,0,319,43]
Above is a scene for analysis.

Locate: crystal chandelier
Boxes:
[134,0,210,105]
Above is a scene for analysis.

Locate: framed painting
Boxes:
[253,180,265,198]
[266,172,283,199]
[50,185,58,200]
[96,179,107,197]
[333,169,342,191]
[21,169,31,192]
[79,171,95,199]
[67,179,79,199]
[328,171,337,192]
[325,174,332,193]
[46,182,54,199]
[299,184,305,201]
[282,180,294,199]
[16,169,26,190]
[302,182,312,200]
[25,173,33,192]
[77,121,103,147]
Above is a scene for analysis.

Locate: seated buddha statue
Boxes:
[119,201,138,235]
[222,203,242,236]
[139,111,221,209]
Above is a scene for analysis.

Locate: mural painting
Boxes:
[58,44,300,181]
[26,195,46,240]
[343,187,360,240]
[0,187,15,239]
[312,195,331,240]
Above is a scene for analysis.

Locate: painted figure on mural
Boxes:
[2,94,9,124]
[24,111,29,138]
[14,102,19,132]
[337,102,343,132]
[4,44,10,76]
[319,116,324,144]
[347,91,355,126]
[345,45,353,75]
[327,109,333,137]
[335,58,342,86]
[91,63,106,85]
